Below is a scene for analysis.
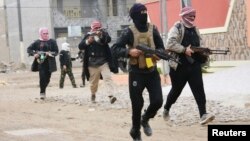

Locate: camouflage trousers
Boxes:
[59,68,77,88]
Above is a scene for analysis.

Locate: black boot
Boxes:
[141,113,152,136]
[130,128,142,141]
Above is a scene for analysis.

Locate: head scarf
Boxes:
[61,42,70,51]
[179,6,196,28]
[129,3,148,31]
[39,27,49,41]
[90,20,102,32]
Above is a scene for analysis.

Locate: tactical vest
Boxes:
[128,24,156,69]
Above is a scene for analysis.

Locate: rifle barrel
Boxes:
[191,47,230,55]
[210,48,230,55]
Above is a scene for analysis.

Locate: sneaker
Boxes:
[80,84,85,88]
[109,96,117,104]
[129,128,142,141]
[91,95,96,103]
[200,113,215,125]
[141,114,152,136]
[40,93,46,100]
[73,85,77,88]
[163,109,170,121]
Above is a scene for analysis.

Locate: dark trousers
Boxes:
[81,63,85,85]
[164,63,206,117]
[129,70,163,130]
[39,66,51,94]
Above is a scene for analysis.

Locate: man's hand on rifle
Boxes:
[45,52,51,56]
[185,45,194,56]
[95,30,102,37]
[63,65,67,71]
[34,53,39,59]
[87,36,95,45]
[129,48,142,57]
[152,54,160,61]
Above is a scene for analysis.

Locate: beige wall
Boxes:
[0,0,10,62]
[5,0,53,65]
[246,0,250,48]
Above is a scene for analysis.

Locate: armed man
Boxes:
[27,27,58,100]
[111,3,166,141]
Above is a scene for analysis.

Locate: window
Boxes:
[63,7,81,18]
[112,0,118,16]
[107,0,118,16]
[54,28,68,38]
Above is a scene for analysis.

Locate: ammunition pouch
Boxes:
[128,24,156,69]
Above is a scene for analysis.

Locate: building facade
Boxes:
[0,0,249,67]
[0,0,135,66]
[141,0,250,60]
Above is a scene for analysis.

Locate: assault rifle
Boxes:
[87,31,98,36]
[190,47,230,55]
[190,47,230,63]
[71,51,84,62]
[87,28,107,36]
[136,44,180,63]
[29,51,56,57]
[30,51,56,64]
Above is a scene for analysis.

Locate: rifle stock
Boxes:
[136,44,180,64]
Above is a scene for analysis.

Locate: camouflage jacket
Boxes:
[166,21,202,70]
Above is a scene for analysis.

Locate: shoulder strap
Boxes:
[175,22,182,35]
[174,21,184,43]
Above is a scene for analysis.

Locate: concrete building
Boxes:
[1,0,249,68]
[0,0,135,66]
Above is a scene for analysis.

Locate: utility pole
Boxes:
[1,0,10,63]
[160,0,170,84]
[181,0,192,8]
[17,0,24,64]
[160,0,167,35]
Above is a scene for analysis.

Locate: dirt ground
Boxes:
[0,65,249,141]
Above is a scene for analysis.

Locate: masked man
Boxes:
[162,6,215,125]
[27,27,58,100]
[78,20,117,104]
[111,3,165,141]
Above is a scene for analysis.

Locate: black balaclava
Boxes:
[129,3,148,31]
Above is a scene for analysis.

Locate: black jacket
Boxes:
[78,31,118,80]
[59,50,72,68]
[27,39,59,72]
[111,24,165,73]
